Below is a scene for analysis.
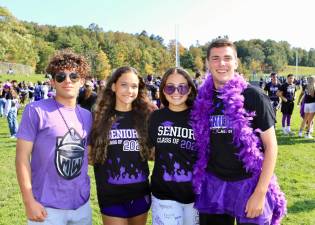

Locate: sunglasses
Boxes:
[54,72,80,83]
[163,84,190,95]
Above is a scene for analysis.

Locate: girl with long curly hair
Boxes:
[90,66,152,225]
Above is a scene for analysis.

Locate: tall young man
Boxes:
[191,38,286,225]
[16,50,93,225]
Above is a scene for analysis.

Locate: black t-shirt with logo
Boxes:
[279,83,296,102]
[94,111,150,207]
[264,82,281,102]
[302,86,315,104]
[207,85,275,181]
[148,108,197,203]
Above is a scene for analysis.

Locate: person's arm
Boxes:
[263,84,268,95]
[276,90,287,102]
[245,126,277,218]
[16,139,47,222]
[297,90,305,105]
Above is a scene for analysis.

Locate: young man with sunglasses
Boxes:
[16,50,93,225]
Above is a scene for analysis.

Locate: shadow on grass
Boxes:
[276,130,315,145]
[0,139,17,150]
[288,200,315,213]
[0,132,9,138]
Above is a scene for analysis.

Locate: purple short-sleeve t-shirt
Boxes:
[17,98,92,210]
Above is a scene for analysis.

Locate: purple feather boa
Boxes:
[191,73,287,225]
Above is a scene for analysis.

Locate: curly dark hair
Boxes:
[46,49,90,78]
[159,67,197,107]
[90,66,152,164]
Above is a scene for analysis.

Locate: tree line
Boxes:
[1,6,314,79]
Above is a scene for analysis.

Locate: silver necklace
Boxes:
[54,98,84,140]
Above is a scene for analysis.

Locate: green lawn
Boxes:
[0,74,47,84]
[282,65,315,76]
[0,95,314,224]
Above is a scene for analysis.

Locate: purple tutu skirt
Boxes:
[195,172,274,224]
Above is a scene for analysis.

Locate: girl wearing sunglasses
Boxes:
[90,66,152,225]
[148,67,198,225]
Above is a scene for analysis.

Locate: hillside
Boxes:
[1,5,315,78]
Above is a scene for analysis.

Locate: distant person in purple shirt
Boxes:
[16,50,93,225]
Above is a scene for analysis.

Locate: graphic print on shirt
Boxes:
[210,101,233,134]
[285,84,296,101]
[109,121,139,151]
[55,128,86,180]
[157,120,195,182]
[107,121,146,185]
[269,85,279,95]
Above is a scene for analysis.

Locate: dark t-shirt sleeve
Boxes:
[263,83,269,92]
[279,84,285,92]
[243,85,275,132]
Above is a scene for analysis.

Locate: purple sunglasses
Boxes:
[163,84,190,95]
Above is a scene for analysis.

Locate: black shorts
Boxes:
[100,195,151,218]
[281,101,294,115]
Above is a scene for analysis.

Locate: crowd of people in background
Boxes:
[261,72,315,139]
[1,69,314,141]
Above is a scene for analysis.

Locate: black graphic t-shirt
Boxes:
[279,83,296,102]
[94,111,150,207]
[207,85,275,181]
[302,86,315,104]
[264,82,281,102]
[148,108,197,204]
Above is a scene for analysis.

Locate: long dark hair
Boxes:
[90,66,152,164]
[159,67,197,107]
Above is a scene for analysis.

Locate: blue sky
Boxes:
[1,0,314,50]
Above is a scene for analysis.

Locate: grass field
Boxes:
[281,65,315,76]
[0,74,47,84]
[0,85,314,224]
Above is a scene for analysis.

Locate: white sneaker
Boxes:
[298,131,303,137]
[286,127,294,136]
[305,133,313,139]
[288,131,295,136]
[282,128,288,135]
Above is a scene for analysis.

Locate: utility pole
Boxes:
[175,24,180,67]
[296,50,298,76]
